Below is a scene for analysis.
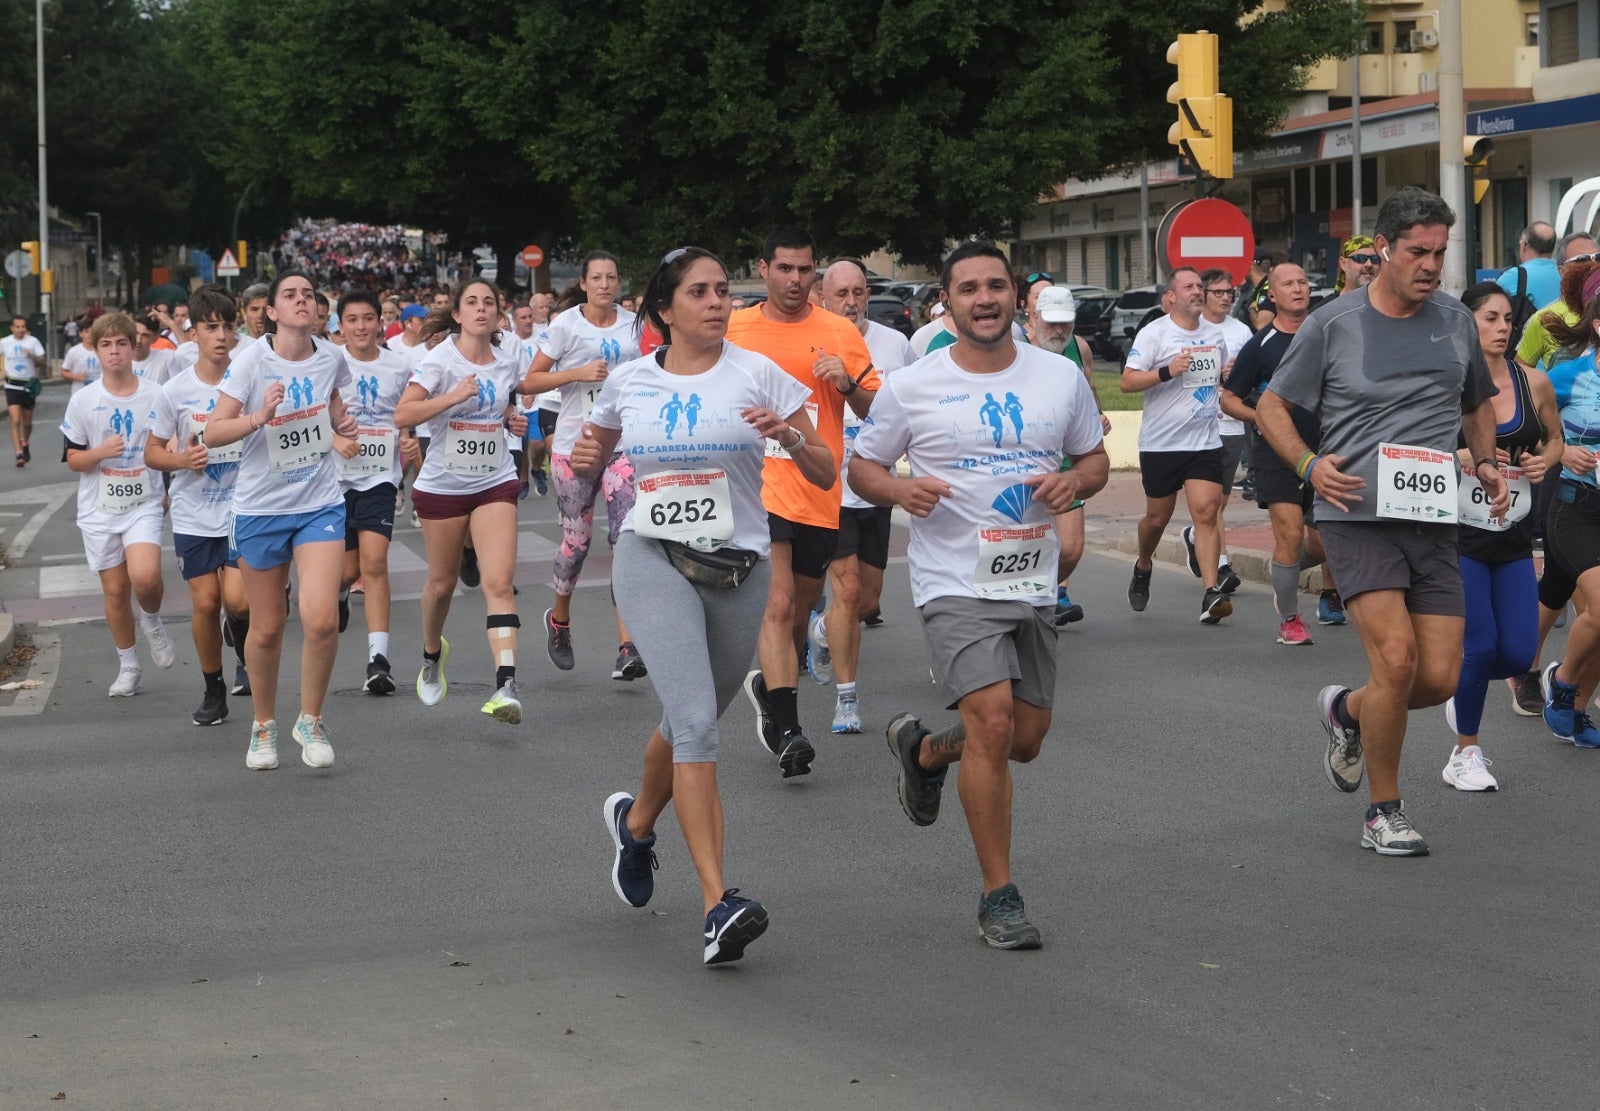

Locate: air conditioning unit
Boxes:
[1410,28,1440,50]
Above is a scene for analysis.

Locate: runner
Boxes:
[807,258,914,733]
[518,252,645,680]
[332,290,419,696]
[5,315,46,467]
[728,228,878,776]
[1442,283,1560,788]
[144,287,251,724]
[392,277,528,724]
[849,242,1107,948]
[1183,267,1254,594]
[525,291,556,496]
[584,246,833,965]
[202,269,362,772]
[1256,187,1505,855]
[132,316,177,386]
[60,326,101,398]
[239,283,271,341]
[60,312,177,695]
[1121,267,1234,623]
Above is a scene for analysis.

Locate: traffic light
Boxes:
[20,241,39,275]
[236,240,248,268]
[1167,31,1234,180]
[1465,136,1494,205]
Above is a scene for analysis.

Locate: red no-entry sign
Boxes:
[520,244,545,268]
[1159,199,1256,286]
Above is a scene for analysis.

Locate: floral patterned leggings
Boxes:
[550,451,637,596]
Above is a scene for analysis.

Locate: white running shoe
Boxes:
[417,639,449,706]
[292,713,335,768]
[805,612,833,685]
[141,613,177,669]
[108,663,142,697]
[246,720,279,770]
[831,694,862,734]
[1443,745,1498,791]
[1444,696,1458,735]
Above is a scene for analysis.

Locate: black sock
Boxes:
[769,686,800,735]
[204,669,225,692]
[424,647,441,663]
[496,665,515,687]
[1366,799,1401,820]
[226,614,249,663]
[1333,689,1358,730]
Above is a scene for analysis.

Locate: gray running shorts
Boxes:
[1316,520,1463,617]
[917,594,1058,710]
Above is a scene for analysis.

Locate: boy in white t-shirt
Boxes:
[60,313,178,696]
[6,315,47,467]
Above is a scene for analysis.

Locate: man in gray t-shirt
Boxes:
[1256,186,1507,860]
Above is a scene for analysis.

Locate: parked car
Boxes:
[1071,293,1119,360]
[1107,286,1162,356]
[872,280,934,306]
[867,294,915,337]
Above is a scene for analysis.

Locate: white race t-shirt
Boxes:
[494,333,536,451]
[1124,315,1230,453]
[4,334,45,383]
[62,343,101,395]
[526,325,560,413]
[842,320,917,511]
[409,335,521,496]
[60,377,166,527]
[150,367,240,537]
[339,346,411,491]
[1209,314,1254,436]
[853,344,1103,607]
[217,334,354,516]
[133,349,176,387]
[589,343,811,559]
[535,305,641,454]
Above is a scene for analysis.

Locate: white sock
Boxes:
[837,681,856,699]
[137,604,160,625]
[116,645,139,669]
[1218,554,1231,569]
[369,632,389,660]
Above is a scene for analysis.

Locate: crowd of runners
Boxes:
[24,184,1600,966]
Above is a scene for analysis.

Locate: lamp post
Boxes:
[35,0,52,350]
[86,210,101,301]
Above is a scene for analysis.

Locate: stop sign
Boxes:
[1159,199,1256,286]
[520,244,545,268]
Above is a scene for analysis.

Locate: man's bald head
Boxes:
[821,258,871,332]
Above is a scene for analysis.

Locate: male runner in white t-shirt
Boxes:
[5,315,46,466]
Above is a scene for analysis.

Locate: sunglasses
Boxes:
[1025,272,1053,286]
[1346,253,1381,265]
[1564,252,1600,266]
[661,247,690,266]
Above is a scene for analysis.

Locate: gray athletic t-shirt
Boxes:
[1267,287,1495,523]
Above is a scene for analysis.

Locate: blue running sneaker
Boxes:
[1054,587,1084,626]
[1317,590,1347,626]
[1573,712,1600,749]
[603,792,658,907]
[1543,661,1578,741]
[703,888,769,965]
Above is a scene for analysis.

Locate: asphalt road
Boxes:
[2,384,1596,1109]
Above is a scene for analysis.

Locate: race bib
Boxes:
[1459,464,1530,531]
[187,411,241,464]
[443,419,503,476]
[766,402,820,460]
[97,465,151,515]
[1376,442,1457,523]
[337,426,397,479]
[1182,345,1222,391]
[634,470,734,551]
[578,383,605,420]
[973,524,1054,600]
[266,404,331,472]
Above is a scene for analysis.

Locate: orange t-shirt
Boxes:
[727,305,879,528]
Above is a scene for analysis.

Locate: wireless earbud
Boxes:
[1381,248,1391,261]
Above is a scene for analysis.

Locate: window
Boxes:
[1363,22,1384,54]
[1549,3,1579,67]
[1526,13,1539,48]
[1394,20,1417,54]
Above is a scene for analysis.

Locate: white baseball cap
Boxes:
[1035,285,1076,323]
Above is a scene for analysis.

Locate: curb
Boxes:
[0,604,14,660]
[1092,532,1328,592]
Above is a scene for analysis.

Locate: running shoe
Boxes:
[1199,588,1232,625]
[1276,614,1313,646]
[742,670,783,756]
[338,589,350,634]
[364,654,395,695]
[108,663,141,698]
[292,713,335,768]
[1444,695,1459,736]
[481,679,523,724]
[1317,590,1347,626]
[805,611,833,685]
[231,662,251,697]
[1573,711,1600,749]
[1509,670,1543,717]
[1361,803,1429,856]
[411,509,421,528]
[140,612,177,669]
[349,579,364,594]
[1181,525,1201,577]
[1443,745,1498,791]
[832,693,863,735]
[1218,562,1242,595]
[21,440,29,463]
[418,639,450,706]
[1543,660,1577,740]
[863,608,884,627]
[246,720,279,770]
[703,888,769,966]
[886,712,946,826]
[602,792,658,908]
[459,546,481,589]
[611,641,647,681]
[1128,565,1152,612]
[544,608,574,671]
[778,731,815,778]
[193,684,228,727]
[533,470,548,496]
[519,480,530,501]
[1054,587,1084,626]
[977,884,1043,950]
[1318,684,1364,793]
[14,450,22,468]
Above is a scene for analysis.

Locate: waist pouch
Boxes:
[661,541,759,589]
[1559,479,1600,508]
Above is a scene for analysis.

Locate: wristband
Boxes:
[1296,452,1319,480]
[1474,458,1497,473]
[839,379,857,396]
[783,427,803,451]
[1157,365,1171,383]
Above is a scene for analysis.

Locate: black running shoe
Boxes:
[977,884,1042,950]
[778,731,815,778]
[544,608,574,670]
[603,792,658,908]
[364,654,395,695]
[1181,525,1201,577]
[862,608,884,627]
[192,685,228,727]
[742,670,783,756]
[612,641,647,681]
[459,546,481,589]
[1128,565,1152,612]
[1218,563,1241,595]
[1510,670,1543,717]
[1199,587,1233,625]
[886,713,946,826]
[703,888,769,965]
[338,589,350,634]
[231,663,251,697]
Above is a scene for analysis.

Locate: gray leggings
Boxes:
[612,531,770,763]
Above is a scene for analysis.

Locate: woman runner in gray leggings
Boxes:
[572,247,835,966]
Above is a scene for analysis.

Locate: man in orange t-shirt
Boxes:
[728,227,879,778]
